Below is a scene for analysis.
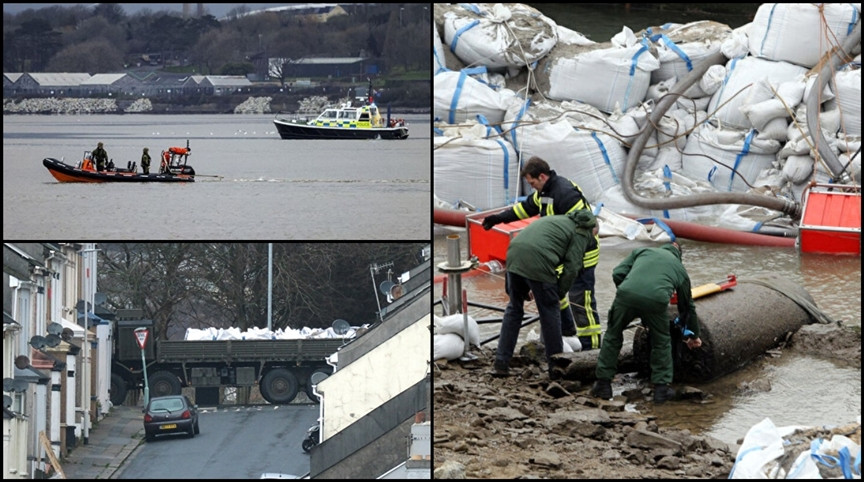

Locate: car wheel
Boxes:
[194,420,200,435]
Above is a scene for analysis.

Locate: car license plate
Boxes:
[161,424,177,430]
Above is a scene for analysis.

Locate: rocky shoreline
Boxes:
[433,323,861,479]
[3,96,430,115]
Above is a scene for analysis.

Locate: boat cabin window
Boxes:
[321,110,338,120]
[359,112,370,122]
[338,109,355,120]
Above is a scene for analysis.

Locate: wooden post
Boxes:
[40,430,66,479]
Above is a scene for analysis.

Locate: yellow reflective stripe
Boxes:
[576,290,602,347]
[554,264,563,275]
[513,203,529,219]
[583,247,600,267]
[559,297,569,310]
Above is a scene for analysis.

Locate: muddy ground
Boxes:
[433,323,861,479]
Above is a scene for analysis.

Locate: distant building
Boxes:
[3,73,24,96]
[279,57,371,79]
[80,74,127,96]
[11,73,92,96]
[201,75,252,96]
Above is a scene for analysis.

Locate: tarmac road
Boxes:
[59,402,318,479]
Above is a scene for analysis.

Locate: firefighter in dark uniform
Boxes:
[482,156,603,350]
[92,142,108,171]
[141,147,151,174]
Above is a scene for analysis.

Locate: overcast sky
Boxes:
[3,4,300,18]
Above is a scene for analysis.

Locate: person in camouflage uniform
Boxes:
[92,142,108,171]
[141,147,151,174]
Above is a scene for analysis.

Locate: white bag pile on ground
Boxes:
[729,416,862,479]
[184,324,360,341]
[434,122,520,211]
[434,314,480,361]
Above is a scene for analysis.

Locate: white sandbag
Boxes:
[729,417,786,479]
[443,3,558,70]
[508,117,628,202]
[595,204,673,243]
[647,21,731,84]
[556,24,595,46]
[781,155,814,185]
[434,333,466,361]
[595,173,723,223]
[434,313,480,348]
[680,123,781,192]
[434,25,446,74]
[433,128,520,211]
[534,34,660,113]
[562,336,582,353]
[834,68,861,136]
[434,70,518,125]
[708,56,807,130]
[739,78,805,132]
[748,3,861,68]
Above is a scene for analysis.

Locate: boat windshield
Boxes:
[320,110,338,120]
[338,109,356,120]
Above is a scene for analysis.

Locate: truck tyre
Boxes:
[261,368,299,404]
[148,371,182,398]
[305,369,330,402]
[110,373,128,406]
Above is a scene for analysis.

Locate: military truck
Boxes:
[110,312,346,406]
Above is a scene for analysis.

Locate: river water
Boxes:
[433,230,861,447]
[3,114,430,239]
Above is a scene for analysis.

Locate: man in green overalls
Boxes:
[591,242,702,403]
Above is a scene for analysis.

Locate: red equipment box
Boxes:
[798,183,861,255]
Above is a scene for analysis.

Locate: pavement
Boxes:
[61,404,145,479]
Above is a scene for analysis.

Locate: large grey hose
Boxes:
[622,51,802,219]
[805,21,861,185]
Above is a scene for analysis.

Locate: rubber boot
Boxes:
[591,378,612,399]
[654,384,676,403]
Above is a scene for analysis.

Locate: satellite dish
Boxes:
[3,378,14,392]
[29,336,48,350]
[3,395,11,409]
[310,372,329,386]
[61,328,74,342]
[47,322,63,335]
[331,319,350,336]
[46,334,62,348]
[379,280,395,296]
[94,292,107,305]
[14,356,30,370]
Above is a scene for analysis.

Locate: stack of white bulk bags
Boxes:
[434,69,519,125]
[442,3,558,71]
[434,122,520,211]
[707,56,807,130]
[649,21,732,84]
[534,27,660,113]
[748,3,860,68]
[834,67,861,136]
[680,123,782,192]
